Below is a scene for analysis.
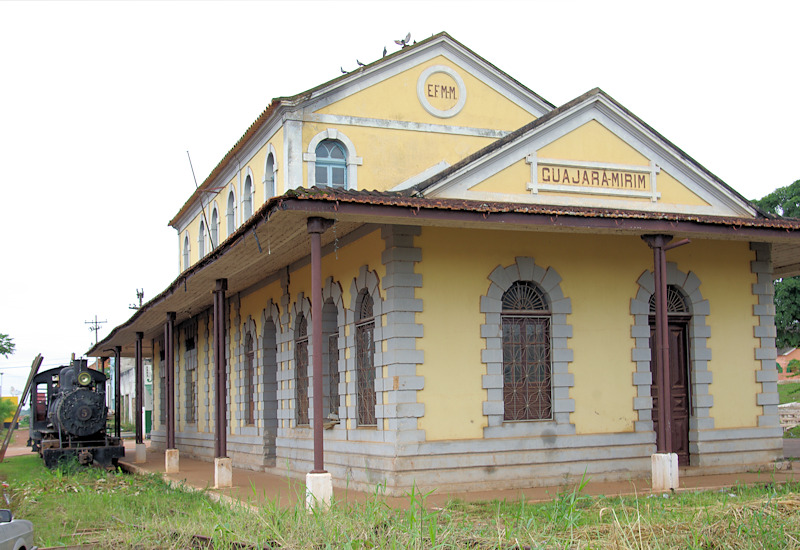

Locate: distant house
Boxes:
[89,33,800,495]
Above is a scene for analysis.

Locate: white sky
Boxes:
[0,1,798,394]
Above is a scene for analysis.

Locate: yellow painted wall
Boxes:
[302,122,493,192]
[316,55,535,131]
[658,169,709,206]
[415,227,762,440]
[668,241,761,428]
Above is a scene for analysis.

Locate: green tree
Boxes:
[0,334,13,358]
[0,398,15,429]
[753,180,800,348]
[752,179,800,218]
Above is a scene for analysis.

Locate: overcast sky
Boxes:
[0,1,798,394]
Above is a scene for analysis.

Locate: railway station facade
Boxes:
[90,33,800,494]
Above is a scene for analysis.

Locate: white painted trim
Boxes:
[225,188,237,239]
[209,202,220,250]
[284,119,303,191]
[416,65,467,118]
[262,144,278,201]
[305,128,363,191]
[303,113,509,139]
[390,161,451,191]
[182,232,191,272]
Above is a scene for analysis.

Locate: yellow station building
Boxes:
[91,33,800,495]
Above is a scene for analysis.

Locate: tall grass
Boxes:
[1,455,799,548]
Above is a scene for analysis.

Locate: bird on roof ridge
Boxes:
[394,32,411,48]
[340,66,347,74]
[357,59,365,67]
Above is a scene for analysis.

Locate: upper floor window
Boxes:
[264,153,276,200]
[315,140,347,188]
[242,174,253,220]
[209,207,218,250]
[501,281,552,421]
[226,191,236,237]
[198,221,206,258]
[183,235,190,270]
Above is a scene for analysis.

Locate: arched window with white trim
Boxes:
[198,221,206,258]
[242,174,253,219]
[226,190,236,237]
[209,207,218,250]
[264,152,276,200]
[183,234,190,270]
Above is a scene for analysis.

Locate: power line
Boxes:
[85,315,107,346]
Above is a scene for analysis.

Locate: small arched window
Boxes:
[265,153,276,200]
[355,290,376,426]
[315,140,347,188]
[226,191,236,237]
[183,235,190,270]
[295,314,309,426]
[210,208,218,250]
[501,281,552,421]
[242,175,253,220]
[244,331,255,425]
[649,285,690,315]
[198,221,206,258]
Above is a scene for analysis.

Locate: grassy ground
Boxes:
[780,382,800,405]
[1,456,800,549]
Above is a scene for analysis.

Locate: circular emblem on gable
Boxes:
[417,65,467,118]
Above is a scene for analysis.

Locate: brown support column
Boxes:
[114,346,121,438]
[165,312,176,449]
[642,235,690,454]
[307,217,332,474]
[213,279,228,458]
[135,332,144,445]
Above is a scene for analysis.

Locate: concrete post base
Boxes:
[134,443,147,464]
[165,449,179,473]
[651,453,678,492]
[305,472,333,511]
[214,457,232,488]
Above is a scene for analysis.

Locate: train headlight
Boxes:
[77,372,92,386]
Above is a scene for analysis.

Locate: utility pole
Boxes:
[85,315,107,346]
[129,288,144,310]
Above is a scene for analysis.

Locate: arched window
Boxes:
[226,191,236,237]
[295,314,309,426]
[501,281,552,421]
[242,175,253,220]
[649,285,690,315]
[322,299,339,418]
[314,140,347,188]
[244,331,255,425]
[210,207,218,250]
[198,221,206,258]
[183,234,190,270]
[264,153,276,200]
[355,290,376,425]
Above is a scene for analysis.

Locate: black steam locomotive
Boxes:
[27,359,124,468]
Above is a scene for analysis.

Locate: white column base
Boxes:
[651,452,679,492]
[165,449,180,473]
[134,443,147,464]
[305,472,333,511]
[214,457,232,488]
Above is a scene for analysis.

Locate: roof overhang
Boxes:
[89,189,800,358]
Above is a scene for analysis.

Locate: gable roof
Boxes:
[168,32,554,228]
[408,88,761,219]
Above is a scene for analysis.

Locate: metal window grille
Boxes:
[328,333,339,417]
[184,331,197,423]
[244,332,255,425]
[356,291,376,426]
[295,315,309,426]
[649,285,689,314]
[501,281,552,421]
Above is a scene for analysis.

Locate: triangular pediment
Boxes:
[300,33,553,131]
[418,89,756,218]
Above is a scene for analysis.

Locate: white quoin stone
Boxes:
[305,472,333,511]
[165,449,180,473]
[214,457,232,488]
[651,453,679,491]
